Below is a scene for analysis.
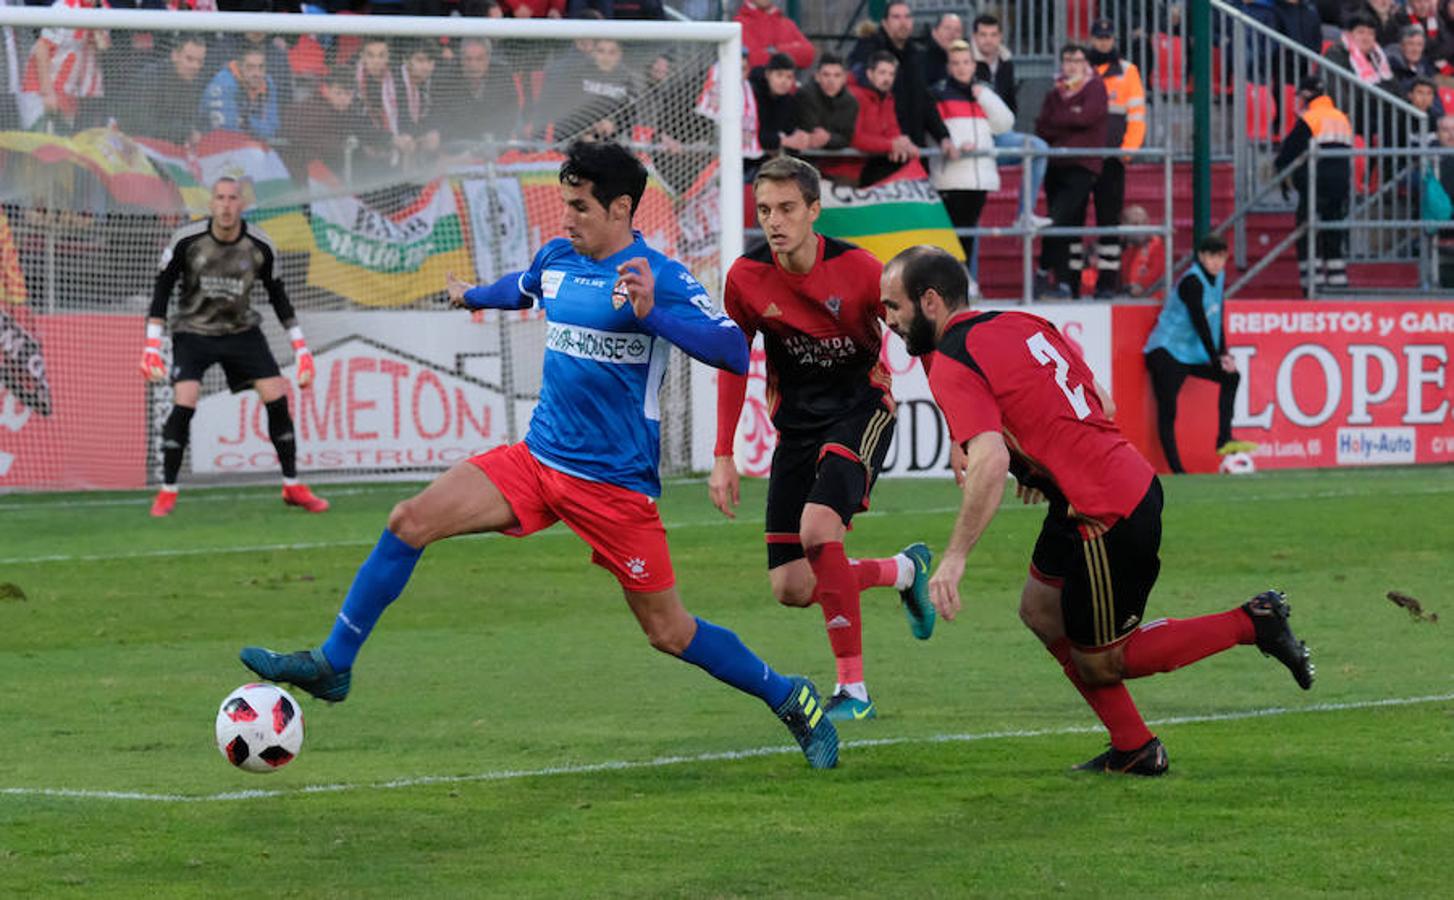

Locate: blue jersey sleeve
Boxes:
[639,261,749,375]
[463,271,531,310]
[518,239,570,307]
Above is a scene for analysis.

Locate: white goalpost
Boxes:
[0,6,741,491]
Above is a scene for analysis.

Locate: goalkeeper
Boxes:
[141,177,328,517]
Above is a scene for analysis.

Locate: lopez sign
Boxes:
[1227,301,1454,467]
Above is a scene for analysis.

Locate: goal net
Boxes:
[0,7,741,491]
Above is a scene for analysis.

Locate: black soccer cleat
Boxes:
[1243,589,1315,690]
[1073,737,1170,777]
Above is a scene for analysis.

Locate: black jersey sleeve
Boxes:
[256,234,298,329]
[149,238,187,320]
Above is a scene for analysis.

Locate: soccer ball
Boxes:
[215,683,304,773]
[1218,451,1257,476]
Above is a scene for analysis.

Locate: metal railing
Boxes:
[1303,144,1454,297]
[747,143,1175,304]
[1218,0,1428,277]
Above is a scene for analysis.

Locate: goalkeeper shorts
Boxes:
[171,327,281,393]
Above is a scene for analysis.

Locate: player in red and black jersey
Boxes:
[710,157,937,722]
[881,245,1315,775]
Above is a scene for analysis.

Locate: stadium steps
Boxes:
[973,161,1308,300]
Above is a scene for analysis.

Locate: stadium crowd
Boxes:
[7,0,1454,293]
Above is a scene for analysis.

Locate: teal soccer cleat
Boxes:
[899,542,936,640]
[824,689,877,722]
[239,646,352,703]
[774,676,839,769]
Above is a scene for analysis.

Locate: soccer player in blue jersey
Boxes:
[240,141,839,769]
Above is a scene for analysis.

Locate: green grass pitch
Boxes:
[1,467,1451,897]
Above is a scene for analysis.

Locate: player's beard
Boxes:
[903,304,938,356]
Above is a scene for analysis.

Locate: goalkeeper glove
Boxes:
[290,326,315,389]
[140,323,167,382]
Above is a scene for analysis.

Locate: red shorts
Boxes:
[469,442,675,592]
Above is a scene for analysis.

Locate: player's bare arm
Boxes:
[615,257,656,319]
[708,455,740,519]
[445,270,472,308]
[931,430,1010,622]
[1014,480,1045,505]
[948,439,968,487]
[1093,378,1115,419]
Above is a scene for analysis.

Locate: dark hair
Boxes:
[322,66,354,89]
[559,140,647,216]
[1197,234,1229,256]
[867,49,898,70]
[892,245,969,310]
[754,156,822,206]
[884,0,912,16]
[972,13,1000,32]
[766,51,797,72]
[1343,12,1378,32]
[1060,42,1088,60]
[1412,75,1438,93]
[404,38,439,60]
[817,51,844,69]
[172,32,207,51]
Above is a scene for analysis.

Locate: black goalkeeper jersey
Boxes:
[149,219,296,336]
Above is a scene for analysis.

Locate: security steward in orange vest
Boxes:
[1088,17,1146,298]
[1275,76,1353,293]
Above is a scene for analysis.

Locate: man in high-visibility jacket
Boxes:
[1087,17,1146,298]
[1274,76,1353,293]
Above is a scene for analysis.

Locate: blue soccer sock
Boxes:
[320,529,423,672]
[678,617,793,710]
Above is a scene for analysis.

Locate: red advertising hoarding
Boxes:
[0,313,149,490]
[1115,301,1454,472]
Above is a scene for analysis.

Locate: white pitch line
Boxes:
[5,481,1454,566]
[3,692,1449,804]
[0,484,413,512]
[0,477,713,513]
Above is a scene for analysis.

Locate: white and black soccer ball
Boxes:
[215,683,304,773]
[1218,451,1257,476]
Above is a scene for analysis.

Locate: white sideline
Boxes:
[4,482,1454,566]
[3,692,1450,804]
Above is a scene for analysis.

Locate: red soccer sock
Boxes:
[850,556,898,591]
[1047,638,1154,752]
[1120,609,1256,679]
[806,541,865,685]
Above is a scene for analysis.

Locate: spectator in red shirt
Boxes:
[1120,205,1167,298]
[736,0,815,70]
[849,51,921,186]
[567,0,663,17]
[500,0,563,16]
